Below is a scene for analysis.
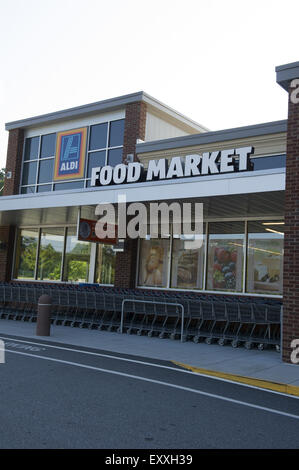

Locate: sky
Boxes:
[0,0,298,167]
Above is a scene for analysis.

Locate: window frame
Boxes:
[20,118,125,194]
[136,217,284,297]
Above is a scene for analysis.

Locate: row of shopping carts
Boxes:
[0,283,282,351]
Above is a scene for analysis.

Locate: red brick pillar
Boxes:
[114,101,147,288]
[0,226,16,282]
[3,128,24,196]
[276,62,299,363]
[114,239,138,289]
[122,101,147,163]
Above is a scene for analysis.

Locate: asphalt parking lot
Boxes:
[0,334,299,449]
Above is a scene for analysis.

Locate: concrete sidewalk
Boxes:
[0,318,298,392]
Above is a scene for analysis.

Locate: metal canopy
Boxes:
[0,191,284,227]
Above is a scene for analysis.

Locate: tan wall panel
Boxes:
[138,132,286,167]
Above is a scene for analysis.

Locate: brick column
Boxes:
[3,128,24,196]
[114,101,147,288]
[122,101,147,163]
[276,62,299,363]
[114,239,138,288]
[0,226,16,282]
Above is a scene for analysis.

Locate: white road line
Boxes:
[4,348,299,421]
[1,334,298,400]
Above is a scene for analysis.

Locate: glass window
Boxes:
[171,233,205,290]
[109,119,125,147]
[87,151,106,178]
[247,221,284,295]
[40,133,56,158]
[37,184,52,193]
[21,186,35,194]
[107,148,123,167]
[38,159,54,183]
[14,229,39,280]
[63,228,91,282]
[207,222,245,292]
[89,123,108,151]
[54,180,85,191]
[22,161,38,186]
[95,244,116,285]
[138,238,170,288]
[24,137,40,161]
[251,155,286,171]
[37,228,64,281]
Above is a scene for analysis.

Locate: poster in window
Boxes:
[139,239,169,287]
[208,238,244,291]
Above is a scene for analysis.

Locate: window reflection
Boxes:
[14,229,39,280]
[95,244,116,285]
[63,228,91,282]
[37,228,64,281]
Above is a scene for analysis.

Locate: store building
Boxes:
[0,61,298,363]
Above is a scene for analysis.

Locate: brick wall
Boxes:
[114,239,139,288]
[282,84,299,363]
[3,128,24,196]
[122,101,147,163]
[114,101,147,288]
[0,226,16,282]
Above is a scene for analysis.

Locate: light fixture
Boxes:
[262,222,285,225]
[265,228,284,235]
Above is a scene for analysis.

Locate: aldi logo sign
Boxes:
[54,127,87,180]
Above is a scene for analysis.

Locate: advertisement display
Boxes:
[207,236,244,292]
[54,127,87,181]
[138,239,170,287]
[78,218,117,245]
[247,235,283,294]
[171,237,204,289]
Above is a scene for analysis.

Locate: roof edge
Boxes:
[5,90,208,133]
[5,91,145,131]
[276,61,299,92]
[136,120,287,154]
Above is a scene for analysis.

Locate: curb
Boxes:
[172,361,299,397]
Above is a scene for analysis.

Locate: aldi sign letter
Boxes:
[54,127,87,180]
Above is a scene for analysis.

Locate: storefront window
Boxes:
[63,228,91,282]
[37,228,65,281]
[138,238,170,288]
[14,229,39,280]
[247,221,284,295]
[207,222,245,292]
[95,244,116,285]
[171,234,205,290]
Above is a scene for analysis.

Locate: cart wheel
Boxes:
[137,330,142,336]
[258,343,264,351]
[193,336,199,344]
[231,340,239,348]
[148,331,153,338]
[126,328,132,335]
[205,337,212,345]
[275,344,280,353]
[245,341,252,350]
[159,332,165,339]
[170,333,176,340]
[116,327,121,333]
[218,338,225,346]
